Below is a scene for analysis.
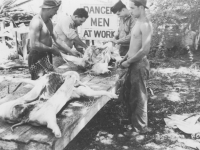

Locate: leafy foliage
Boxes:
[148,0,200,58]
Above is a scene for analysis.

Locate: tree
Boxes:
[148,0,200,58]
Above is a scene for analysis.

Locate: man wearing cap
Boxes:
[52,8,89,67]
[110,0,136,56]
[28,0,62,80]
[116,0,153,136]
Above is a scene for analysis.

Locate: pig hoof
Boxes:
[55,132,62,138]
[53,129,62,138]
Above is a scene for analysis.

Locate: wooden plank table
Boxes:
[0,62,125,150]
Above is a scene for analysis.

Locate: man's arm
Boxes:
[114,18,121,40]
[60,18,88,49]
[126,23,152,64]
[114,27,120,40]
[52,16,83,56]
[52,32,73,54]
[115,53,128,68]
[114,17,136,44]
[73,36,88,49]
[53,32,82,57]
[29,18,53,53]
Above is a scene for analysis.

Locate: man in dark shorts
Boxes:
[28,0,61,80]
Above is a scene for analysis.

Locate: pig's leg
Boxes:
[74,85,118,99]
[46,112,61,138]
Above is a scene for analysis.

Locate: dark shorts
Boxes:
[119,45,129,56]
[28,49,55,80]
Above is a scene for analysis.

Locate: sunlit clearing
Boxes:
[151,67,200,77]
[95,131,114,145]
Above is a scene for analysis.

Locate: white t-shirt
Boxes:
[54,13,78,48]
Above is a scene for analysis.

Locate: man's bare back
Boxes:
[29,15,53,48]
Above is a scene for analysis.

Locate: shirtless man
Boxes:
[116,0,153,135]
[28,0,61,80]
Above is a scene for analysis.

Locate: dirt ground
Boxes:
[1,51,200,150]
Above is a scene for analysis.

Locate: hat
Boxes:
[132,0,148,9]
[110,0,126,14]
[40,0,61,9]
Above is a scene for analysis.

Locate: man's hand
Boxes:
[103,38,118,44]
[121,61,130,68]
[115,59,124,68]
[51,49,61,57]
[106,92,118,99]
[110,38,118,44]
[71,49,83,57]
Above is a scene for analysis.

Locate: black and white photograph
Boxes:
[0,0,200,149]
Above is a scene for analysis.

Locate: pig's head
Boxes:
[62,71,80,87]
[11,103,34,121]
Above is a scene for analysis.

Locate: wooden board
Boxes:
[0,62,126,150]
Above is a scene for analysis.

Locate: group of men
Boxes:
[28,0,88,80]
[27,0,153,137]
[111,0,153,136]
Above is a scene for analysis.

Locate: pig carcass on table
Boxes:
[61,43,122,75]
[0,71,118,138]
[61,45,105,69]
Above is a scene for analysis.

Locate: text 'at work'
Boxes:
[83,30,115,38]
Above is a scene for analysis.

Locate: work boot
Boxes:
[124,130,139,137]
[124,127,153,137]
[140,127,153,134]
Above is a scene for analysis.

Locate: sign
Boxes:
[80,4,119,41]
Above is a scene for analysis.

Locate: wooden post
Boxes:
[23,39,28,61]
[92,40,94,45]
[86,40,90,46]
[14,31,18,56]
[21,33,28,60]
[0,20,5,44]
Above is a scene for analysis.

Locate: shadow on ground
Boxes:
[66,51,200,150]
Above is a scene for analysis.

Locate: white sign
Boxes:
[80,4,119,41]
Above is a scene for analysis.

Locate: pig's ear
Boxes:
[14,104,25,112]
[12,104,26,119]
